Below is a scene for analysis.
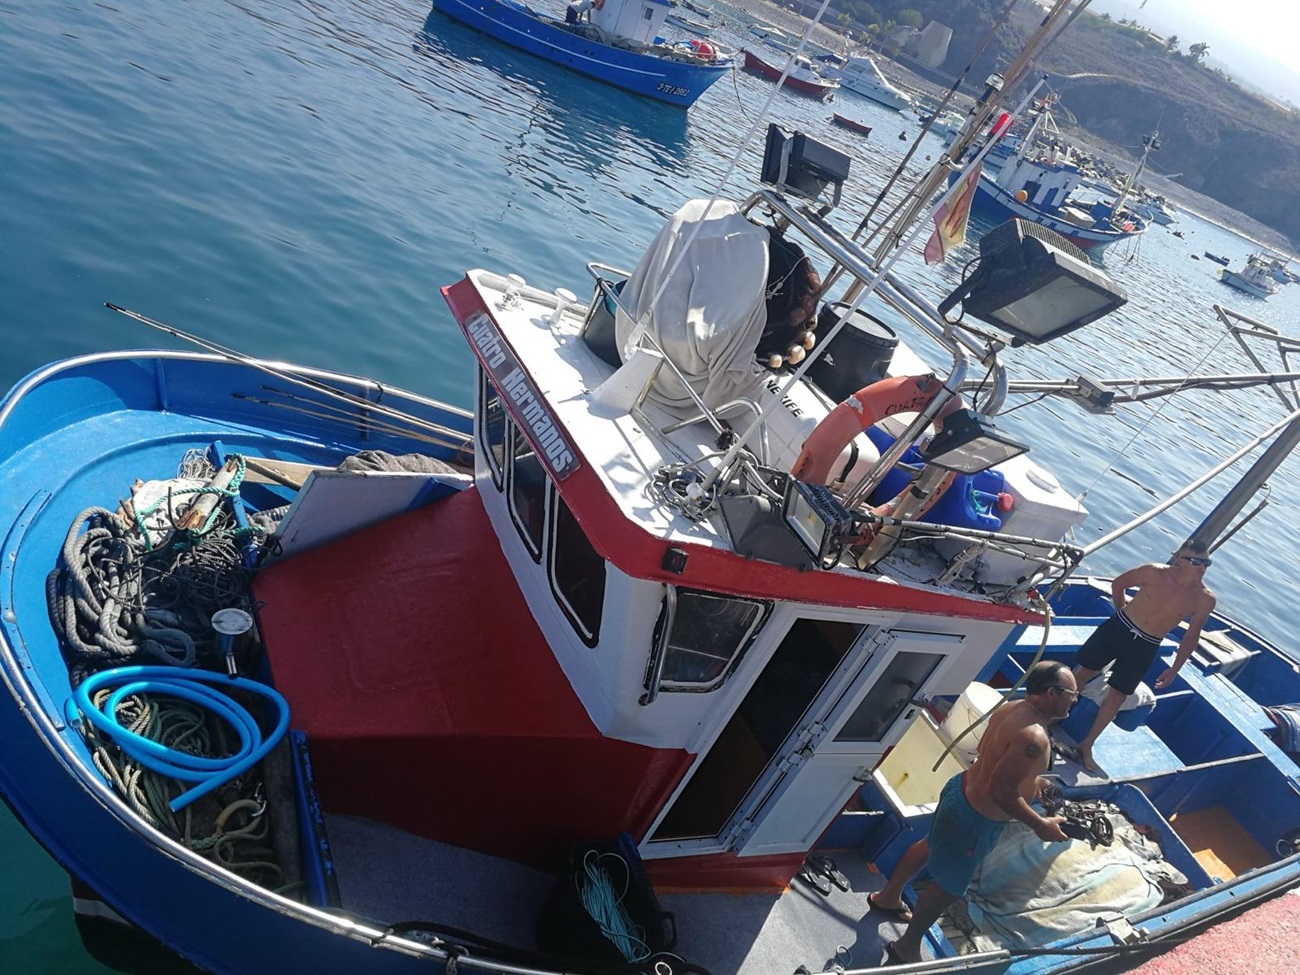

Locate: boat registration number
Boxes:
[656,83,690,98]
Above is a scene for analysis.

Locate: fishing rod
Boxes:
[105,303,473,452]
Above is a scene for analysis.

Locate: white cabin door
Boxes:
[732,629,964,856]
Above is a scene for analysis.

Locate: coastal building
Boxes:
[913,21,952,68]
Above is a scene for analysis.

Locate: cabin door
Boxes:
[730,628,963,857]
[645,618,962,857]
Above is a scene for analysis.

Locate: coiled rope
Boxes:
[577,850,651,963]
[68,665,290,812]
[48,453,262,680]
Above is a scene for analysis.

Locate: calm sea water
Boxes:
[3,1,1299,970]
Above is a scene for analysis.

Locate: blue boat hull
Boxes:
[0,352,471,974]
[969,174,1143,253]
[430,0,729,108]
[3,355,1299,975]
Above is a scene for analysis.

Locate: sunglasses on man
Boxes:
[1179,555,1212,567]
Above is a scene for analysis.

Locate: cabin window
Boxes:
[507,422,547,562]
[652,590,768,691]
[549,492,606,646]
[835,650,944,742]
[478,370,507,489]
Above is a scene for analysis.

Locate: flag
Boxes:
[923,113,1013,265]
[924,161,983,265]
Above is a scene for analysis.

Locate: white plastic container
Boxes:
[935,452,1089,586]
[938,682,1004,764]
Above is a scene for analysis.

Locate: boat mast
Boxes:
[1110,130,1159,217]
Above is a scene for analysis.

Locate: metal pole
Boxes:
[1187,414,1300,548]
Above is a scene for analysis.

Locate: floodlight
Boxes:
[760,124,851,208]
[782,478,855,564]
[922,408,1029,474]
[938,219,1127,346]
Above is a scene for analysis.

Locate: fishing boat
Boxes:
[1203,252,1231,267]
[5,2,1300,973]
[964,108,1153,254]
[832,112,872,137]
[1219,253,1283,298]
[826,54,911,111]
[428,0,731,108]
[742,48,839,100]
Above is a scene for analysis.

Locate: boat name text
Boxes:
[465,311,577,480]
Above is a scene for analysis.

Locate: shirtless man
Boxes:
[869,661,1074,965]
[1071,542,1217,772]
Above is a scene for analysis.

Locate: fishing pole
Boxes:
[105,303,473,450]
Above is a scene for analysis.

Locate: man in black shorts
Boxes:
[1071,542,1216,771]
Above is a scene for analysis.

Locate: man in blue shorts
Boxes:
[869,661,1074,965]
[1071,543,1217,771]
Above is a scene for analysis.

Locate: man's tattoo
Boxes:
[1024,741,1042,759]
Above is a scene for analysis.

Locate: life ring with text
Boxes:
[790,373,963,515]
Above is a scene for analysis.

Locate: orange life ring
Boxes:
[790,374,964,517]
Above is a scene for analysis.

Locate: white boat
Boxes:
[1220,253,1283,298]
[666,13,712,35]
[826,54,911,111]
[921,109,965,140]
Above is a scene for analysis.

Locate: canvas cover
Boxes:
[615,198,771,416]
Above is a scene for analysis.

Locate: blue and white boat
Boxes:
[962,109,1155,254]
[429,0,731,108]
[4,6,1300,974]
[4,167,1300,975]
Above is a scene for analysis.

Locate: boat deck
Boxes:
[326,814,900,975]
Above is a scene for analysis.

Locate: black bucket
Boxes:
[806,302,899,402]
[580,278,626,368]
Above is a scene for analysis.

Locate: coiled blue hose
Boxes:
[69,665,290,812]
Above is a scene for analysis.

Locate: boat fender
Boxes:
[790,373,962,508]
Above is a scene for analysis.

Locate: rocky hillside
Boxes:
[766,0,1300,246]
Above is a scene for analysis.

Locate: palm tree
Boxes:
[1188,41,1210,63]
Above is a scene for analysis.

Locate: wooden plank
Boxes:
[1169,806,1272,880]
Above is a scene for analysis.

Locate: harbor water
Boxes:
[2,1,1298,970]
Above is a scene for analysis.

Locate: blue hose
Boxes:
[70,665,290,812]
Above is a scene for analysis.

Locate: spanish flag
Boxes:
[923,113,1013,265]
[923,163,983,265]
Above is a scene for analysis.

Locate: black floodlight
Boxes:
[938,219,1127,346]
[760,124,851,207]
[783,478,855,565]
[923,408,1029,474]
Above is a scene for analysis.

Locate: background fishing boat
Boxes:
[429,0,731,108]
[3,2,1300,972]
[742,48,839,100]
[1220,253,1284,298]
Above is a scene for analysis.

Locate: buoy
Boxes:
[1015,189,1029,202]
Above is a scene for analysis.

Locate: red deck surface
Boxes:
[1116,891,1300,974]
[253,486,691,867]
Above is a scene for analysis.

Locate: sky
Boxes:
[1088,0,1300,104]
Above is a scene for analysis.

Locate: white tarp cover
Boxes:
[615,198,771,417]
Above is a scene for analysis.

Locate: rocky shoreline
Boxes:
[716,0,1295,252]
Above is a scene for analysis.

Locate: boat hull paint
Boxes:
[0,352,474,974]
[831,113,872,136]
[741,49,837,99]
[970,174,1140,252]
[430,0,729,108]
